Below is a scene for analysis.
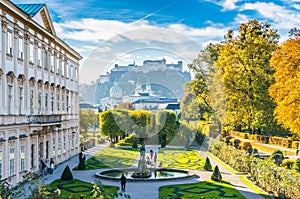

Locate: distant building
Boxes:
[122,83,156,105]
[0,1,81,184]
[158,103,181,115]
[79,103,97,112]
[132,97,178,112]
[94,58,191,105]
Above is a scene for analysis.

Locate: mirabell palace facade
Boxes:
[0,1,81,184]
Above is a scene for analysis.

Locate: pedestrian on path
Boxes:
[154,152,157,165]
[41,160,47,175]
[49,158,55,174]
[150,149,154,159]
[120,174,127,191]
[296,149,299,156]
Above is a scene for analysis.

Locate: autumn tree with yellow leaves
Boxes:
[188,20,290,134]
[269,28,300,138]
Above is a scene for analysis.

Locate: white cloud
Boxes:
[53,19,136,43]
[73,45,97,53]
[168,23,227,38]
[233,13,250,24]
[240,2,300,29]
[204,0,240,11]
[53,18,228,53]
[292,3,300,9]
[222,0,240,11]
[201,40,222,47]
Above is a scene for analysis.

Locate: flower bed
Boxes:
[210,141,300,199]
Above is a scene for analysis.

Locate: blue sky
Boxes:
[13,0,300,83]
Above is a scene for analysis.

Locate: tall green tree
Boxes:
[269,29,300,138]
[114,109,132,138]
[180,91,202,121]
[79,109,98,134]
[156,110,177,147]
[188,43,225,132]
[129,110,154,139]
[178,120,196,148]
[214,20,280,133]
[100,110,124,142]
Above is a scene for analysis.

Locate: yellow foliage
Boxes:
[269,38,300,135]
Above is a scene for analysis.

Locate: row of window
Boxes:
[0,134,78,179]
[6,29,78,81]
[0,79,78,115]
[0,146,24,178]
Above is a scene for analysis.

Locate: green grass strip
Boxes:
[239,176,273,199]
[74,147,139,170]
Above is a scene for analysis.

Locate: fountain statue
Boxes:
[131,140,151,178]
[96,140,194,180]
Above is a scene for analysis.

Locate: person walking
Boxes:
[154,152,157,167]
[150,149,154,159]
[41,160,47,175]
[120,174,127,192]
[49,158,55,174]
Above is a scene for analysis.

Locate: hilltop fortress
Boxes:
[81,59,191,108]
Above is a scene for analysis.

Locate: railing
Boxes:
[28,115,62,124]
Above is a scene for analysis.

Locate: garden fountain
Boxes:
[96,141,195,181]
[130,141,151,178]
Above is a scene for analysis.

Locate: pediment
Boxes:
[16,4,56,36]
[32,5,56,36]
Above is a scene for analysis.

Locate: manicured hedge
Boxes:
[210,141,300,199]
[229,131,298,149]
[230,131,249,139]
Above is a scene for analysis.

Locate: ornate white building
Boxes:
[0,1,81,184]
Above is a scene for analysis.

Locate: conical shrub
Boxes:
[61,165,73,180]
[211,165,222,181]
[78,152,86,170]
[204,157,212,171]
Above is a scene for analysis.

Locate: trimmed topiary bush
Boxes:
[211,165,222,181]
[242,142,252,151]
[78,152,86,170]
[271,149,284,159]
[204,157,212,171]
[233,139,240,148]
[295,158,300,172]
[281,159,295,169]
[132,142,138,149]
[61,165,73,180]
[271,149,284,166]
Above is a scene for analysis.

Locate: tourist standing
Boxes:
[41,160,47,175]
[120,174,127,191]
[49,158,55,174]
[150,149,154,159]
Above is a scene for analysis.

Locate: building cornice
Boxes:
[0,0,82,61]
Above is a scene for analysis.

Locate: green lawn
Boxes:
[158,148,205,170]
[74,147,139,170]
[159,180,246,199]
[114,135,141,147]
[48,179,119,198]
